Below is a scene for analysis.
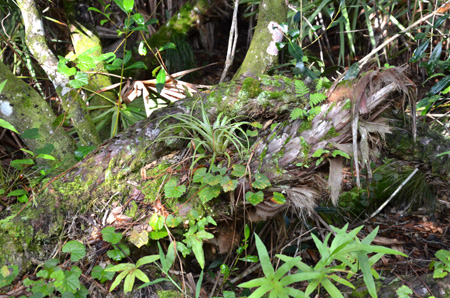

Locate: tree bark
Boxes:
[17,0,101,146]
[0,62,77,167]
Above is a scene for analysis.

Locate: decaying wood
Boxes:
[1,70,449,275]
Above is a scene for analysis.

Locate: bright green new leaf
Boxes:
[138,41,147,56]
[0,80,7,94]
[36,154,55,161]
[156,68,166,94]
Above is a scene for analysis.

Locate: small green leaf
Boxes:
[203,173,221,186]
[271,192,286,204]
[129,229,148,248]
[7,189,28,197]
[221,176,238,192]
[332,150,350,159]
[246,129,258,137]
[193,168,207,183]
[159,42,176,51]
[10,158,34,169]
[107,244,130,261]
[239,255,259,262]
[0,119,18,133]
[164,178,186,199]
[62,241,86,262]
[252,173,271,189]
[124,61,147,70]
[149,213,165,231]
[312,148,329,158]
[102,227,122,244]
[36,154,55,161]
[231,164,246,177]
[138,41,147,56]
[69,72,89,88]
[156,68,166,94]
[21,128,40,139]
[396,285,413,298]
[0,80,7,94]
[91,265,115,282]
[149,230,168,240]
[74,146,96,161]
[245,191,264,206]
[198,185,221,203]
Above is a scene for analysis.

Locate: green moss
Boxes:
[321,127,340,141]
[140,162,170,203]
[298,120,312,133]
[239,77,262,99]
[156,290,183,298]
[125,201,138,218]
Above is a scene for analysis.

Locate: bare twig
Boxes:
[220,0,239,83]
[367,168,419,220]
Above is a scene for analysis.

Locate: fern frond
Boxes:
[310,93,327,106]
[295,80,309,98]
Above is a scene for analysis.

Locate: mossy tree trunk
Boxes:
[0,62,78,168]
[17,0,101,146]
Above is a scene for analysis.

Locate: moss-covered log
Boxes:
[2,71,449,274]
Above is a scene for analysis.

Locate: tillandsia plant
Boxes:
[157,100,251,167]
[239,224,407,298]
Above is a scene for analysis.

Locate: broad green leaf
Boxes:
[270,192,286,204]
[136,255,160,268]
[159,42,176,51]
[321,278,345,298]
[193,168,207,183]
[107,244,130,261]
[34,143,55,155]
[245,191,264,206]
[203,173,221,186]
[357,251,376,298]
[105,263,134,273]
[0,119,18,133]
[69,72,89,88]
[149,213,165,231]
[101,227,122,244]
[132,13,144,25]
[124,61,147,70]
[221,176,238,192]
[149,230,168,240]
[109,270,129,292]
[7,189,28,197]
[198,185,221,203]
[10,159,34,169]
[21,128,40,139]
[254,234,274,279]
[164,178,186,199]
[91,265,114,282]
[252,173,271,189]
[156,68,166,94]
[122,0,134,13]
[231,164,246,177]
[62,241,86,262]
[396,285,413,298]
[431,75,450,95]
[36,154,55,161]
[332,150,350,159]
[74,146,96,161]
[312,148,330,158]
[410,40,429,63]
